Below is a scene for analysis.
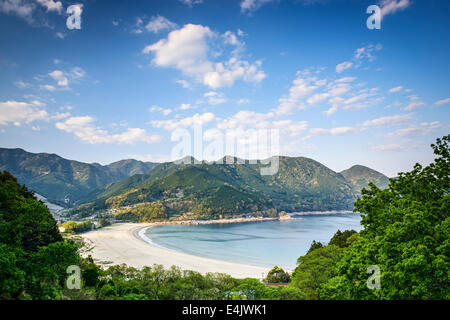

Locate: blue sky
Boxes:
[0,0,449,176]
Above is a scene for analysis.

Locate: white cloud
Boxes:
[37,0,62,14]
[388,86,403,93]
[56,116,162,145]
[179,0,203,7]
[372,144,404,152]
[361,114,412,128]
[149,105,172,116]
[237,98,250,104]
[55,32,65,39]
[308,126,355,137]
[353,44,382,62]
[40,84,56,91]
[335,77,356,83]
[378,0,411,19]
[216,110,307,138]
[0,0,35,23]
[324,105,338,116]
[176,79,192,89]
[14,80,30,88]
[204,91,226,105]
[240,0,274,13]
[143,24,266,89]
[385,122,441,138]
[403,101,425,111]
[335,61,353,73]
[307,93,329,105]
[180,103,195,110]
[49,70,68,86]
[274,73,322,115]
[145,15,178,33]
[150,112,216,131]
[0,100,48,125]
[71,67,85,79]
[435,98,450,106]
[328,83,351,97]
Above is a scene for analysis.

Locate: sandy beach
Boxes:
[80,223,271,279]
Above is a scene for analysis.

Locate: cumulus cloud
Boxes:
[372,144,404,152]
[307,93,329,105]
[308,126,355,137]
[150,112,216,131]
[361,114,412,128]
[240,0,274,13]
[56,116,162,145]
[335,61,353,73]
[143,24,266,89]
[49,70,68,86]
[204,91,226,105]
[0,100,48,125]
[435,98,450,106]
[385,121,441,138]
[179,0,203,7]
[378,0,411,19]
[37,0,62,14]
[145,15,178,33]
[39,84,56,91]
[176,79,192,89]
[237,98,250,104]
[149,105,172,116]
[274,73,322,115]
[388,86,403,93]
[402,100,425,111]
[180,103,195,110]
[0,0,35,23]
[14,80,30,88]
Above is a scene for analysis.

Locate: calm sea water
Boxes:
[143,213,363,270]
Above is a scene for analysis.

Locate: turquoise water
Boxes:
[144,213,363,270]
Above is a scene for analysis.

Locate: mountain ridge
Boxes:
[0,148,390,216]
[0,147,158,205]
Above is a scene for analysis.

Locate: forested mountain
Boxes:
[340,165,390,192]
[0,147,390,215]
[75,156,390,217]
[0,148,157,205]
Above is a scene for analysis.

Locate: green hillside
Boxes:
[75,156,387,218]
[340,165,390,192]
[0,148,157,205]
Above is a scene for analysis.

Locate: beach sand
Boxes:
[80,223,271,279]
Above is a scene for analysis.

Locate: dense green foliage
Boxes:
[291,136,449,300]
[320,135,450,300]
[0,148,157,204]
[264,266,291,284]
[114,202,168,222]
[75,156,390,218]
[93,264,305,300]
[0,171,80,299]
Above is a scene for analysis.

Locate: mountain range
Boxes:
[0,148,390,216]
[0,148,157,205]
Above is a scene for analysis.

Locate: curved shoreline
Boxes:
[81,222,271,279]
